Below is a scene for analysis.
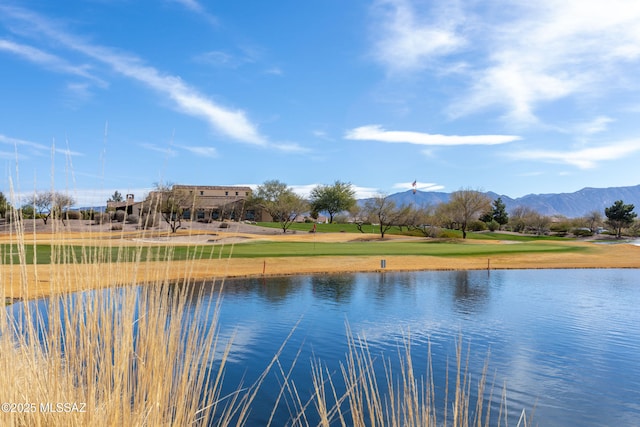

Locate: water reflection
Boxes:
[310,274,355,303]
[451,270,490,314]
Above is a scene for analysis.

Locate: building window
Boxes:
[200,191,204,196]
[235,191,239,196]
[225,191,228,196]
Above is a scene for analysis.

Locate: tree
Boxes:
[480,197,509,229]
[251,180,308,233]
[605,200,637,238]
[405,204,439,237]
[309,181,356,224]
[529,212,551,235]
[508,206,531,233]
[447,189,492,239]
[348,204,370,233]
[583,210,603,233]
[363,194,410,239]
[147,183,199,233]
[0,191,8,218]
[29,191,76,225]
[108,190,124,203]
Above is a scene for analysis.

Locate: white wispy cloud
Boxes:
[194,50,239,68]
[271,142,311,153]
[0,5,266,146]
[179,145,218,158]
[509,140,640,169]
[448,0,640,124]
[345,125,520,146]
[140,143,178,157]
[0,39,105,86]
[370,1,640,126]
[170,0,218,26]
[370,0,465,73]
[0,133,83,157]
[578,116,614,136]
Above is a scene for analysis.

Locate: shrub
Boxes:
[219,222,230,228]
[94,213,110,225]
[438,229,459,238]
[571,228,593,237]
[126,214,139,224]
[113,210,126,222]
[469,220,487,232]
[111,223,123,231]
[63,210,82,220]
[486,219,500,231]
[139,213,159,229]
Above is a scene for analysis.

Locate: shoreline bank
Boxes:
[2,230,639,300]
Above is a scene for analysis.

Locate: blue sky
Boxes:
[2,0,640,206]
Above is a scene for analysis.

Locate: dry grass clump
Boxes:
[0,211,260,426]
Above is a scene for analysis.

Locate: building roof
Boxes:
[172,185,252,192]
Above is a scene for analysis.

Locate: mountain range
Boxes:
[380,184,640,218]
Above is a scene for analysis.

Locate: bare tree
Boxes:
[447,189,492,239]
[583,210,603,232]
[405,205,439,237]
[348,204,370,233]
[29,191,76,225]
[529,212,551,235]
[509,206,537,233]
[363,194,410,239]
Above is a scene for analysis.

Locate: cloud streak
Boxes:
[509,140,640,169]
[0,5,266,146]
[0,39,105,86]
[179,145,218,158]
[371,1,640,126]
[0,133,83,157]
[345,125,520,146]
[371,0,465,73]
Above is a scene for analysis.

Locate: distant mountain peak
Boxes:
[372,184,640,218]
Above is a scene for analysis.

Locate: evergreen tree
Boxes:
[480,197,509,230]
[605,200,637,238]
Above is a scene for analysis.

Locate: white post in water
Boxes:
[381,259,386,269]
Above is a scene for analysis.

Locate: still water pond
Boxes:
[10,269,640,426]
[202,269,640,427]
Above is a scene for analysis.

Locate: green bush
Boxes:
[571,228,593,237]
[486,220,500,231]
[469,220,487,232]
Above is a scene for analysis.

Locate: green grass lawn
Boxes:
[1,239,587,265]
[255,222,570,241]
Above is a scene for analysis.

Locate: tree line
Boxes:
[248,180,638,239]
[1,182,637,239]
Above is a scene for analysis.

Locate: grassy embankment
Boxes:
[0,240,586,264]
[0,235,586,264]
